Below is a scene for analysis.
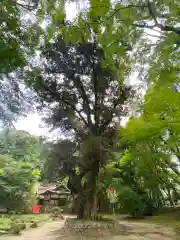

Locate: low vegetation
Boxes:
[0,214,51,235]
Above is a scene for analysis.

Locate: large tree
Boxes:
[22,0,179,218]
[27,34,132,218]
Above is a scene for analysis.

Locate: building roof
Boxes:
[37,183,70,196]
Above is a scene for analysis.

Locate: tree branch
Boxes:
[42,83,90,130]
[73,75,93,129]
[147,0,158,25]
[93,67,99,133]
[160,136,180,162]
[16,0,39,11]
[136,0,180,36]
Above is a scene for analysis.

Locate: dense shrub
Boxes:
[50,206,64,219]
[118,187,158,217]
[10,218,26,235]
[10,222,21,235]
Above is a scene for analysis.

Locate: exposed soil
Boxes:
[0,220,65,240]
[0,217,176,240]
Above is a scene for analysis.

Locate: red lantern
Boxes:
[32,205,41,213]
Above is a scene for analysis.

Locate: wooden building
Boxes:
[37,183,70,207]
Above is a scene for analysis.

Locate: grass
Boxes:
[143,215,180,228]
[101,212,180,231]
[102,212,180,239]
[142,215,180,239]
[0,214,52,232]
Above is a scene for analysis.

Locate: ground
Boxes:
[0,215,178,240]
[0,221,64,240]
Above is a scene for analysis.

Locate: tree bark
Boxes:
[77,191,85,219]
[82,160,100,220]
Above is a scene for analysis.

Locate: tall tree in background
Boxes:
[0,128,45,170]
[0,128,45,212]
[0,155,40,212]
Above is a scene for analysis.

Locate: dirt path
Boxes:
[113,220,176,240]
[0,218,177,240]
[0,220,65,240]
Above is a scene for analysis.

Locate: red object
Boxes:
[32,205,41,213]
[108,188,113,193]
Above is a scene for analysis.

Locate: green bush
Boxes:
[30,222,38,228]
[10,223,21,235]
[118,187,158,217]
[9,211,17,215]
[10,216,19,222]
[28,217,36,223]
[18,222,26,230]
[51,207,61,213]
[50,206,64,219]
[10,218,26,232]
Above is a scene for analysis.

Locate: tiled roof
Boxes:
[37,183,70,195]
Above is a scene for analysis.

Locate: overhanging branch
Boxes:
[42,83,89,129]
[16,0,39,11]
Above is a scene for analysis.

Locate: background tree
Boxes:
[0,128,47,212]
[0,128,45,170]
[0,155,40,212]
[102,145,180,217]
[118,87,180,213]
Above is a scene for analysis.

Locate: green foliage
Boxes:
[0,0,44,123]
[102,150,167,217]
[11,219,26,230]
[0,129,45,170]
[117,84,180,215]
[10,223,21,235]
[0,155,39,211]
[0,129,46,212]
[118,187,146,217]
[30,222,38,228]
[10,218,27,235]
[50,207,64,219]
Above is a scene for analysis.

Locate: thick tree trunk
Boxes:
[77,192,85,219]
[82,160,100,220]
